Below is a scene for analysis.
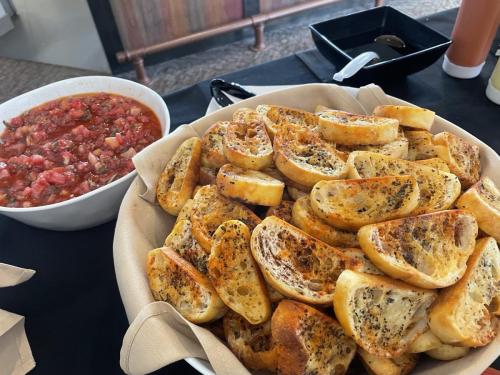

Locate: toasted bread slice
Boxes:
[358,210,478,289]
[223,311,277,371]
[208,220,271,324]
[408,329,442,353]
[223,120,273,170]
[425,344,470,361]
[156,137,201,215]
[428,237,500,347]
[164,219,208,274]
[347,151,461,214]
[191,185,261,251]
[287,186,308,200]
[358,349,418,375]
[232,107,260,124]
[146,248,226,323]
[318,110,399,145]
[216,164,284,206]
[256,104,319,139]
[201,121,229,168]
[199,166,217,185]
[272,299,356,375]
[373,105,435,131]
[175,198,194,223]
[251,216,354,305]
[456,177,500,242]
[337,130,409,159]
[310,176,420,231]
[432,131,481,188]
[292,196,359,247]
[342,248,383,275]
[266,200,294,222]
[274,124,348,187]
[405,130,442,160]
[333,270,437,357]
[415,158,450,172]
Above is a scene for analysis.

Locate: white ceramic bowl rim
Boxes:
[0,76,168,213]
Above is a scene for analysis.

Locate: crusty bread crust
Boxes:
[223,120,273,170]
[432,131,480,188]
[156,137,201,215]
[347,151,461,215]
[251,216,355,305]
[266,200,294,222]
[292,196,359,247]
[256,104,319,139]
[456,177,500,242]
[216,164,284,206]
[333,270,437,357]
[274,124,347,187]
[428,237,500,347]
[373,105,435,131]
[191,185,261,251]
[337,130,409,159]
[310,176,420,231]
[358,348,418,375]
[201,121,229,168]
[164,219,208,274]
[223,311,277,371]
[358,210,478,289]
[146,248,227,323]
[319,109,399,145]
[272,300,356,375]
[208,220,271,324]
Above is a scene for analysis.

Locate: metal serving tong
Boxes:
[210,79,256,107]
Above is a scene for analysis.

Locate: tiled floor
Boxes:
[0,0,459,103]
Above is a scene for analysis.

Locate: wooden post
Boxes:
[132,57,151,85]
[251,22,265,51]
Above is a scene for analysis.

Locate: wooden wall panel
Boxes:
[259,0,309,13]
[110,0,244,50]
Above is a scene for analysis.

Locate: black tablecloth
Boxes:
[0,8,498,375]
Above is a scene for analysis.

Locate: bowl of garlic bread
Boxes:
[114,83,500,375]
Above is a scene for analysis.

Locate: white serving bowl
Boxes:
[0,76,170,230]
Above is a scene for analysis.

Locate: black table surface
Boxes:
[0,8,498,375]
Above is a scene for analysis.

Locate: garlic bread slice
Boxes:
[256,104,319,138]
[425,343,470,361]
[251,216,355,305]
[272,299,356,375]
[146,248,227,323]
[342,248,383,275]
[415,158,450,172]
[223,120,273,170]
[347,151,461,214]
[358,349,417,375]
[373,105,435,131]
[408,329,442,353]
[358,210,478,289]
[274,124,348,187]
[164,219,208,274]
[208,220,271,324]
[223,311,277,371]
[337,130,409,159]
[175,199,194,223]
[232,107,260,124]
[216,164,284,206]
[201,121,229,168]
[456,177,500,242]
[428,237,500,347]
[156,137,201,215]
[287,186,308,200]
[310,176,420,231]
[433,131,481,188]
[292,196,359,247]
[191,185,261,251]
[266,200,294,222]
[405,130,442,160]
[199,166,217,185]
[333,270,437,357]
[319,110,399,145]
